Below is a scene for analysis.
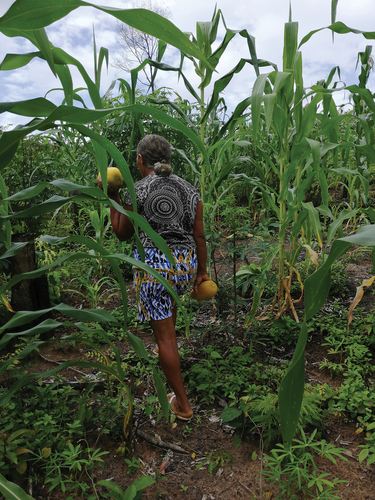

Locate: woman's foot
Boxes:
[168,393,193,421]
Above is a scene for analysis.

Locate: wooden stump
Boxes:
[10,233,51,313]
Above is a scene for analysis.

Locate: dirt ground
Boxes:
[1,249,375,499]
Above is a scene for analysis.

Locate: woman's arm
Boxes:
[193,201,210,292]
[110,196,135,241]
[97,177,135,241]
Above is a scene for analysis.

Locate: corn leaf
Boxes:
[300,22,375,49]
[279,320,308,447]
[0,0,212,69]
[153,368,169,421]
[0,474,34,500]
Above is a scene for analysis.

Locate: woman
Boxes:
[100,134,209,420]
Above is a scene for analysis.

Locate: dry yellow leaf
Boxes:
[191,452,196,459]
[1,295,15,312]
[16,462,27,474]
[347,276,375,333]
[41,447,51,458]
[171,422,177,429]
[303,244,319,269]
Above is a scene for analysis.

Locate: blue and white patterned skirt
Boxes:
[133,247,197,322]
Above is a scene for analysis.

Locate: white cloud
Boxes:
[0,0,374,128]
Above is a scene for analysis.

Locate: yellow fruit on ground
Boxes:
[106,167,124,190]
[190,280,217,300]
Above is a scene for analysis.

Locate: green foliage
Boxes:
[358,421,375,466]
[222,383,336,448]
[0,429,32,478]
[41,442,108,496]
[0,473,34,500]
[124,456,141,474]
[263,427,347,499]
[195,449,232,475]
[99,475,155,500]
[187,346,266,403]
[267,316,307,346]
[299,258,350,298]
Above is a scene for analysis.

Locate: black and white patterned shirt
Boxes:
[124,173,201,249]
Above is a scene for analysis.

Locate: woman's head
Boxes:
[137,134,173,177]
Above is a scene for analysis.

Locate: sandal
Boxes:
[168,393,193,421]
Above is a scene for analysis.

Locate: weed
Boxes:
[222,384,336,448]
[358,421,375,466]
[124,456,141,474]
[301,258,350,298]
[188,345,257,402]
[41,441,108,496]
[0,429,33,478]
[263,427,347,499]
[195,449,233,474]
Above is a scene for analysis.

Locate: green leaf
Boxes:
[279,321,308,446]
[326,209,357,247]
[302,202,323,249]
[251,73,271,144]
[0,98,56,117]
[331,0,339,24]
[7,429,33,443]
[33,28,56,76]
[127,331,149,361]
[0,359,129,406]
[0,341,44,376]
[210,351,222,359]
[0,51,41,70]
[299,22,375,49]
[0,319,62,350]
[0,473,34,500]
[124,484,137,500]
[97,480,123,496]
[359,448,369,463]
[0,303,116,336]
[0,1,213,69]
[132,476,155,491]
[283,22,298,73]
[153,368,169,422]
[233,436,242,448]
[221,406,242,422]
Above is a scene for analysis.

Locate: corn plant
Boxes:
[251,1,375,446]
[249,4,375,320]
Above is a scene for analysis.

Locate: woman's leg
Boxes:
[150,310,192,418]
[153,302,177,354]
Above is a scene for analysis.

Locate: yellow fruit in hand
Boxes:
[107,167,124,190]
[190,280,217,300]
[98,167,124,191]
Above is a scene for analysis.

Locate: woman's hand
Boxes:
[97,174,119,198]
[193,272,211,293]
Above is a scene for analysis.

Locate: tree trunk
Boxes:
[10,233,51,313]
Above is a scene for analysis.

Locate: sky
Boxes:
[0,0,374,129]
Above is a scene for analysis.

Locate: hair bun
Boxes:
[154,160,173,177]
